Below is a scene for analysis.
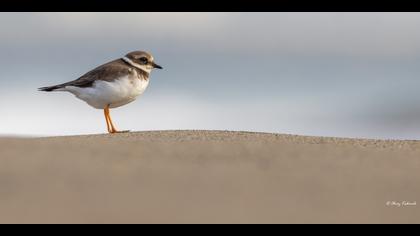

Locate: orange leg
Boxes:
[107,108,119,133]
[104,106,112,133]
[104,105,129,134]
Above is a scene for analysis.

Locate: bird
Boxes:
[38,51,162,134]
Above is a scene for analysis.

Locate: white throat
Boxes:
[122,56,152,74]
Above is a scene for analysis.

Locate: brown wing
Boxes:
[38,59,131,91]
[62,59,132,88]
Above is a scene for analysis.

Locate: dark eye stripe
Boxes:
[139,57,148,64]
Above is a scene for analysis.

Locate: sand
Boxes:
[0,130,419,224]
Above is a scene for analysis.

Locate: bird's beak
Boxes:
[152,62,163,69]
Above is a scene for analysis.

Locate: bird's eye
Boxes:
[139,57,148,64]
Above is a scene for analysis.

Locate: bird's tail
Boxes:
[38,84,65,92]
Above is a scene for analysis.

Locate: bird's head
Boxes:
[123,51,163,73]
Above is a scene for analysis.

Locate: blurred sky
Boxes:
[1,12,420,139]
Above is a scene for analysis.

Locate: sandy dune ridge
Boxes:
[0,130,419,223]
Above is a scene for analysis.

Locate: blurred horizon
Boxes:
[2,12,420,139]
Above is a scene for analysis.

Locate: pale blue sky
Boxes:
[1,12,420,139]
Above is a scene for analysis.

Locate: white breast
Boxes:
[65,76,149,109]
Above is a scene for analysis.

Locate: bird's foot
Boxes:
[109,130,130,134]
